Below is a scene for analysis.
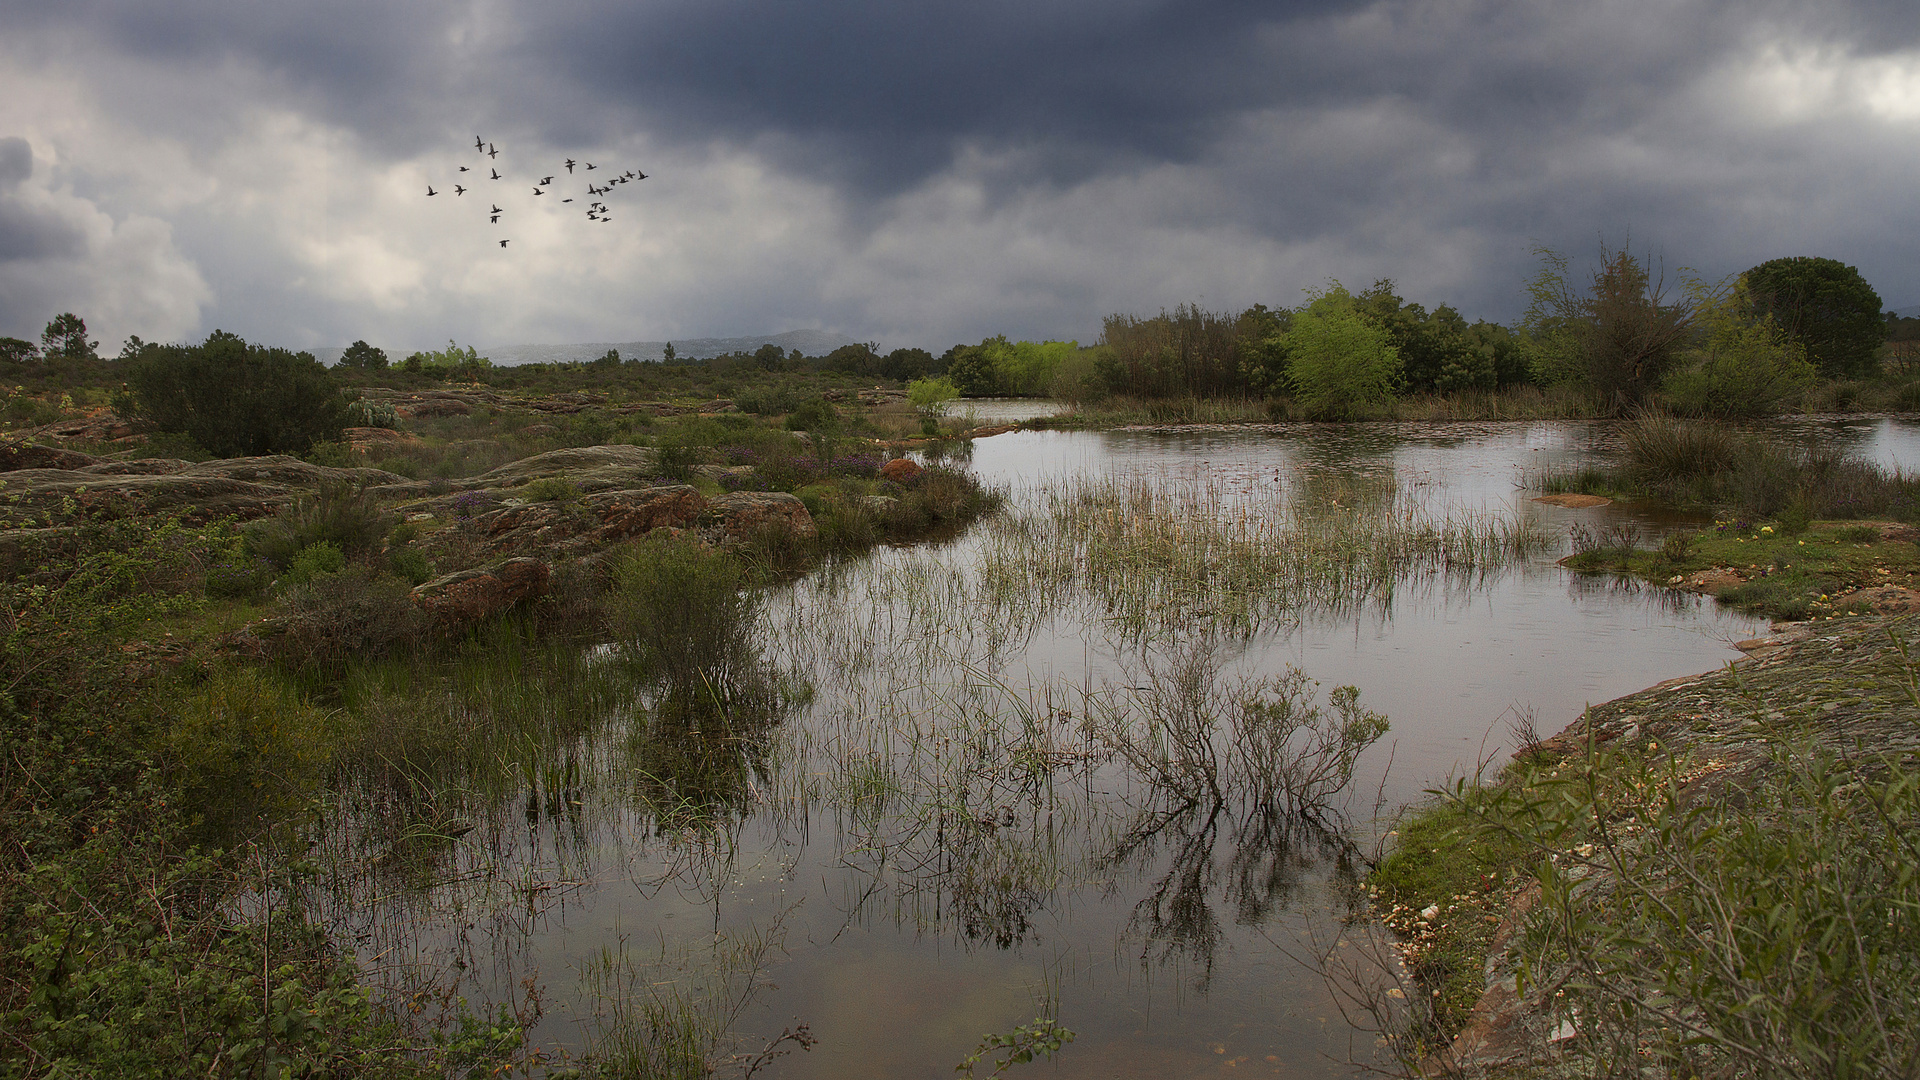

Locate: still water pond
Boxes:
[320,418,1920,1078]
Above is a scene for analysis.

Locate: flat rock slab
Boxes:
[1831,585,1920,614]
[1531,493,1611,508]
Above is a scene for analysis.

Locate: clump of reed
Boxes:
[985,472,1550,639]
[1553,413,1920,521]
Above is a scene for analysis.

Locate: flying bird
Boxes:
[491,204,502,213]
[585,162,596,170]
[540,176,554,186]
[533,187,544,195]
[474,135,484,151]
[488,143,498,158]
[490,214,500,223]
[490,168,501,180]
[499,239,509,247]
[454,185,466,195]
[565,158,576,173]
[636,171,648,180]
[426,184,437,195]
[562,198,573,203]
[458,165,469,172]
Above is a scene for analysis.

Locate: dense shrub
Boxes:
[244,483,399,569]
[276,565,430,669]
[1661,281,1817,417]
[164,667,331,840]
[607,536,767,709]
[124,331,351,457]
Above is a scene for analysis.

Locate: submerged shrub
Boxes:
[608,536,767,709]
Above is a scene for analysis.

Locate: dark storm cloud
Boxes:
[0,137,84,263]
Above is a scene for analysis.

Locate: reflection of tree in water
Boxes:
[1096,639,1386,986]
[1105,797,1357,989]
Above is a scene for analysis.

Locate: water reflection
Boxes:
[311,419,1824,1078]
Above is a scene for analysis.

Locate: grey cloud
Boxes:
[0,136,29,187]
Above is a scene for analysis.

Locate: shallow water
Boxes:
[316,418,1920,1078]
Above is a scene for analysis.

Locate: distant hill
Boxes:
[313,329,860,367]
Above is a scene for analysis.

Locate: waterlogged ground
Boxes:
[291,418,1906,1079]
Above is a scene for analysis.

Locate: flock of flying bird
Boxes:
[426,136,649,248]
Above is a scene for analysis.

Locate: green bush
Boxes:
[276,565,430,669]
[607,536,767,710]
[519,477,579,502]
[164,667,332,840]
[345,398,399,428]
[1281,286,1401,419]
[1661,280,1816,417]
[388,547,432,585]
[244,483,399,569]
[284,541,345,584]
[123,331,351,457]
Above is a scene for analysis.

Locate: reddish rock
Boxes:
[0,443,101,471]
[411,557,551,622]
[879,457,922,483]
[707,491,816,541]
[583,485,706,539]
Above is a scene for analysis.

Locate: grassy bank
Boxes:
[1365,615,1920,1077]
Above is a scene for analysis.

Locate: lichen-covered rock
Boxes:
[410,557,551,622]
[583,485,705,539]
[469,444,660,491]
[707,491,816,541]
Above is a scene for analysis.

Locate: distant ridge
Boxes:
[315,329,860,367]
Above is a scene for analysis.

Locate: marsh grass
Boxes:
[984,473,1550,639]
[579,909,792,1079]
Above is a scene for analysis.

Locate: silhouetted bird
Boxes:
[475,135,485,151]
[540,176,554,186]
[585,162,596,170]
[454,185,466,195]
[562,198,573,203]
[636,171,648,180]
[533,187,544,195]
[490,214,500,223]
[565,158,577,173]
[458,165,469,172]
[488,143,498,158]
[491,204,502,213]
[499,239,509,247]
[426,185,437,195]
[490,168,501,180]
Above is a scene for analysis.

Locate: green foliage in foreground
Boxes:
[1377,708,1920,1077]
[0,513,534,1078]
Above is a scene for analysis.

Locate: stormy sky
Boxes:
[1,0,1916,355]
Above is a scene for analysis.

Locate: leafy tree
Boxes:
[124,330,350,457]
[1742,256,1885,379]
[946,337,1009,396]
[1351,281,1494,394]
[0,337,35,365]
[399,340,491,381]
[662,341,678,364]
[337,340,388,370]
[1282,285,1401,418]
[1662,279,1817,417]
[594,348,622,368]
[1523,243,1693,413]
[40,313,96,360]
[907,376,960,419]
[881,347,938,381]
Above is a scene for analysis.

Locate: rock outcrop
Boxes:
[410,557,552,622]
[706,491,816,540]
